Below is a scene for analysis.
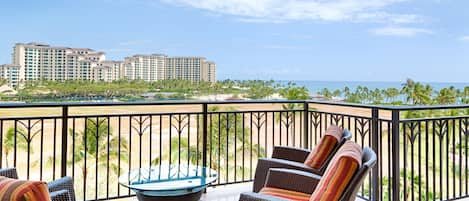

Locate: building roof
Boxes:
[167,56,206,59]
[16,42,96,52]
[130,54,167,57]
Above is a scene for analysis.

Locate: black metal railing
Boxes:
[0,100,468,201]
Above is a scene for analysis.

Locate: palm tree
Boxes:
[371,88,383,104]
[423,84,434,104]
[246,81,275,99]
[319,88,332,99]
[279,83,309,105]
[69,118,128,183]
[342,86,350,97]
[436,86,457,105]
[383,88,400,103]
[3,127,28,167]
[401,79,415,104]
[278,84,310,124]
[354,86,367,103]
[401,79,432,105]
[362,86,371,103]
[343,88,361,103]
[168,138,200,165]
[206,107,265,181]
[274,85,309,150]
[462,86,469,104]
[152,106,265,181]
[332,89,342,98]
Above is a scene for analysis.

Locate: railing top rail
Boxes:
[380,104,469,111]
[306,100,385,109]
[0,100,306,108]
[0,100,467,111]
[306,100,469,111]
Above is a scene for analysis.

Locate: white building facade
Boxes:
[123,54,166,81]
[10,43,107,82]
[1,42,216,87]
[93,61,123,82]
[0,64,20,87]
[165,57,216,82]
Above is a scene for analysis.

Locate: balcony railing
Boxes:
[0,100,468,201]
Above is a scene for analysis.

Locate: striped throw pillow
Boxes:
[260,187,310,201]
[304,125,343,169]
[0,176,51,201]
[304,135,337,169]
[309,141,362,201]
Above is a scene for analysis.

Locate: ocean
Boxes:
[280,80,469,94]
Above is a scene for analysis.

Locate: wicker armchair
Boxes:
[0,168,76,201]
[241,147,377,201]
[253,129,352,192]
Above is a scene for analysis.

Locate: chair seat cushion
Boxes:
[260,187,310,201]
[0,176,51,201]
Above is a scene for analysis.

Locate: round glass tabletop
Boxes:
[118,165,217,193]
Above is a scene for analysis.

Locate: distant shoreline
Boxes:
[1,79,468,104]
[277,80,469,94]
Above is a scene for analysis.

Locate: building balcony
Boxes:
[0,100,468,201]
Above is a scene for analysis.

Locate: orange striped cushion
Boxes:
[0,176,51,201]
[304,135,338,169]
[260,187,310,201]
[310,141,362,201]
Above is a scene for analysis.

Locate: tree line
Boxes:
[318,79,469,106]
[1,78,469,107]
[1,79,296,102]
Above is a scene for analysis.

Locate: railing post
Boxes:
[61,106,68,177]
[202,103,208,169]
[303,102,309,149]
[371,108,380,201]
[391,109,400,201]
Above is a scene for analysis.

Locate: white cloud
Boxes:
[237,18,285,24]
[370,26,433,37]
[355,12,424,24]
[161,0,422,24]
[460,36,469,42]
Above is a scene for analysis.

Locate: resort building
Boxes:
[65,52,101,81]
[0,42,217,86]
[165,57,216,82]
[93,60,124,82]
[0,64,20,87]
[205,61,216,82]
[124,55,216,82]
[11,42,106,81]
[123,54,166,81]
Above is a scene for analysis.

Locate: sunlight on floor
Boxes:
[115,182,252,201]
[201,183,252,201]
[115,182,374,201]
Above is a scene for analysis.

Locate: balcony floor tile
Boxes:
[114,182,368,201]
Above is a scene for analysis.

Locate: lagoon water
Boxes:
[281,80,469,94]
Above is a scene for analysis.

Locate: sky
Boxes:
[0,0,469,82]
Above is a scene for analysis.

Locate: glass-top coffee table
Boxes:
[119,165,217,201]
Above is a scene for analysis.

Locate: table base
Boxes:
[136,190,203,201]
